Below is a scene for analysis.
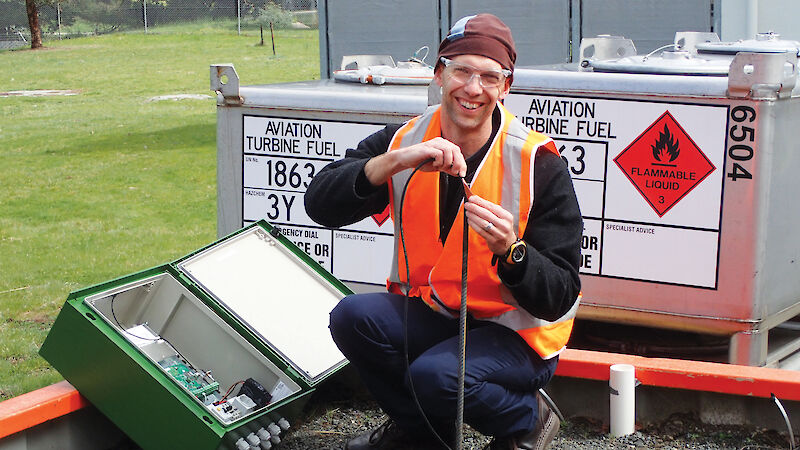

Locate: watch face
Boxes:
[510,243,526,263]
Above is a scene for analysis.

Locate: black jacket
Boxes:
[305,120,582,321]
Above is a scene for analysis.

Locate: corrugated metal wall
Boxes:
[448,0,571,66]
[580,0,712,55]
[319,0,718,78]
[319,0,442,77]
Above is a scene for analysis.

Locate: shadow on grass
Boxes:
[42,121,217,157]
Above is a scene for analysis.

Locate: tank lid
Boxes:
[696,32,800,56]
[588,50,731,75]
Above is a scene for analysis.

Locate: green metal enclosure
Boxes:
[40,221,351,450]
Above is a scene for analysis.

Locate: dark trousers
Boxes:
[329,292,557,440]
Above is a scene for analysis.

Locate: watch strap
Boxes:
[492,238,524,266]
[505,239,526,265]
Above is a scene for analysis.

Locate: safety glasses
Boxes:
[440,57,512,89]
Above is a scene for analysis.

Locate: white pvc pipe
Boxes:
[609,364,636,436]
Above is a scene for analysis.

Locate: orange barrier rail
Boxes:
[3,349,800,439]
[556,348,800,401]
[0,380,89,439]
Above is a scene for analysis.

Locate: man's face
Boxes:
[435,54,511,136]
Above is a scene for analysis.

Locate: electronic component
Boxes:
[156,354,220,399]
[209,401,240,422]
[121,324,221,404]
[122,323,264,424]
[239,378,272,408]
[121,316,269,426]
[230,394,256,413]
[118,316,276,425]
[205,393,257,423]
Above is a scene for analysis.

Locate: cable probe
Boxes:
[399,158,470,450]
[455,178,470,450]
[399,132,567,449]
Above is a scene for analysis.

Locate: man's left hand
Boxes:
[463,195,517,256]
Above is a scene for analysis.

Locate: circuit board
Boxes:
[163,361,220,397]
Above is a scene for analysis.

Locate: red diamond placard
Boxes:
[614,111,715,217]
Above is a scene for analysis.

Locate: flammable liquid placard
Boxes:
[504,94,728,288]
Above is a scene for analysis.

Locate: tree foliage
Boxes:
[1,0,300,38]
[69,0,130,29]
[255,2,293,28]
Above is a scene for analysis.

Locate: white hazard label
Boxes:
[505,94,727,288]
[242,116,391,286]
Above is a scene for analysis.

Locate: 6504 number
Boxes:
[727,105,756,181]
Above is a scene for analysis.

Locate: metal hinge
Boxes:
[210,64,243,106]
[728,51,798,100]
[578,35,637,70]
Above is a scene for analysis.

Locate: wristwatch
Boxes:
[504,239,527,265]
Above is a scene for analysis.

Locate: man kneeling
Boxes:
[305,13,582,450]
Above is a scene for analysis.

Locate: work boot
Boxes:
[344,418,444,449]
[483,393,560,450]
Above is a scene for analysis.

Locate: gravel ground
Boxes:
[278,374,792,450]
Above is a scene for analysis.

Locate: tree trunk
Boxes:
[25,0,43,49]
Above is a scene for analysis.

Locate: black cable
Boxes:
[110,293,160,342]
[455,191,469,449]
[399,158,454,450]
[396,130,537,447]
[110,292,216,394]
[399,158,472,450]
[214,380,246,405]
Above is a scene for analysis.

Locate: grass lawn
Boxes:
[0,23,319,400]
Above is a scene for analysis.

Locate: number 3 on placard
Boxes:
[558,144,586,176]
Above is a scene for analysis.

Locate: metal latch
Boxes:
[210,64,243,106]
[728,51,798,100]
[673,31,720,54]
[578,35,637,70]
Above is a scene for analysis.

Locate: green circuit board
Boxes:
[164,361,220,397]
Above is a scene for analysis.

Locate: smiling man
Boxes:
[305,14,582,450]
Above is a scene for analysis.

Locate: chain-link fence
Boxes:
[0,28,28,50]
[0,0,316,45]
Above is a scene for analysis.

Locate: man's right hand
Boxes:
[363,137,467,186]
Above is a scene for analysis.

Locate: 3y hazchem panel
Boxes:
[241,115,394,286]
[504,94,728,288]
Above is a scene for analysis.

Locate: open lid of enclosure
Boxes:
[176,223,348,385]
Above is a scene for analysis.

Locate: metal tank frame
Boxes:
[508,49,800,367]
[212,45,800,367]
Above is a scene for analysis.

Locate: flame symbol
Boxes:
[652,124,680,162]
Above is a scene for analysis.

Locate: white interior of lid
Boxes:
[179,228,346,381]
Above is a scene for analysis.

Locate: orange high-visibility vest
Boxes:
[385,103,579,359]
